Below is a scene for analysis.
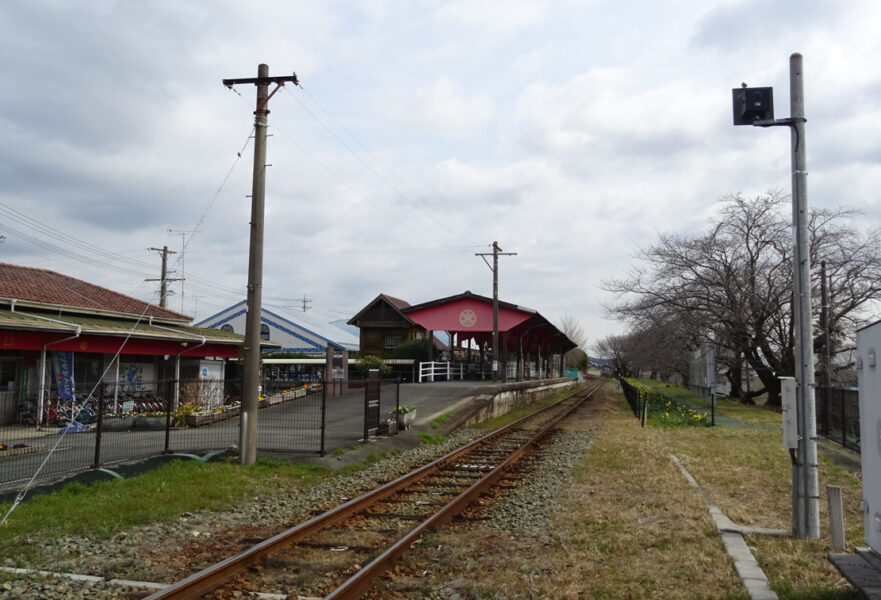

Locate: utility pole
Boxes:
[168,228,200,313]
[733,53,818,538]
[476,241,517,382]
[147,246,182,308]
[301,294,312,312]
[223,64,298,466]
[789,54,819,540]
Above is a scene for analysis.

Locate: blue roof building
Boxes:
[196,300,359,356]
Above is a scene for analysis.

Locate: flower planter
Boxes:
[396,410,416,429]
[133,415,167,430]
[100,416,134,431]
[185,405,240,427]
[0,444,46,460]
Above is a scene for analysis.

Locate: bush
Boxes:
[354,355,391,377]
[389,338,434,362]
[171,402,200,427]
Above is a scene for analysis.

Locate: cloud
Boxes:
[387,77,496,137]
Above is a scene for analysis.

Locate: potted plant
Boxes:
[395,405,417,429]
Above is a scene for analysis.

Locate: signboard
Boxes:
[51,351,76,402]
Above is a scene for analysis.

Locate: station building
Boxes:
[0,263,245,425]
[348,290,576,381]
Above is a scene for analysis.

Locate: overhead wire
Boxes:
[0,203,156,272]
[266,119,413,228]
[0,222,154,279]
[168,125,255,274]
[283,84,479,247]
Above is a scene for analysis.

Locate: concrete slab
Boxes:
[829,553,881,599]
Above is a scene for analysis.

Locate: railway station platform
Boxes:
[302,377,578,469]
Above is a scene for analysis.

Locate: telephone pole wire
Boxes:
[476,241,517,382]
[223,64,299,466]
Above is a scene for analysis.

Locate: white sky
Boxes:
[1,0,879,349]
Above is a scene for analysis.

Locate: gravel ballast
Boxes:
[4,430,482,599]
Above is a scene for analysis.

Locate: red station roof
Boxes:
[403,296,533,332]
[401,291,576,354]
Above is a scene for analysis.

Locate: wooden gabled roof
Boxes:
[0,263,190,322]
[347,293,417,327]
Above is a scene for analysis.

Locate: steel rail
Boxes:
[325,382,599,599]
[145,382,597,600]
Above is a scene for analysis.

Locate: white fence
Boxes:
[418,361,465,383]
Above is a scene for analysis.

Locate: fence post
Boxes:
[822,386,829,438]
[827,485,846,551]
[92,383,105,468]
[641,391,648,427]
[164,379,173,454]
[320,380,327,456]
[840,388,846,448]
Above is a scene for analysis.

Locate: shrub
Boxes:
[171,402,200,427]
[389,338,434,362]
[354,355,391,377]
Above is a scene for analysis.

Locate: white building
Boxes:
[196,301,359,356]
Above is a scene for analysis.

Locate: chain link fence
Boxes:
[0,376,405,490]
[816,385,860,452]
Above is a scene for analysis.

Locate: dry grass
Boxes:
[376,381,750,599]
[665,414,863,599]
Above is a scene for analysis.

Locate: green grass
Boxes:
[0,457,333,558]
[711,397,782,426]
[626,379,710,427]
[628,378,781,427]
[417,432,446,445]
[646,395,712,427]
[430,412,454,429]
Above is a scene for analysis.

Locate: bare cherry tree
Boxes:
[605,191,881,405]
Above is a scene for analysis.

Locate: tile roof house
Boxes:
[0,263,247,424]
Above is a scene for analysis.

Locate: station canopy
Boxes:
[402,291,577,355]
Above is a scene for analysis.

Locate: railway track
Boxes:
[145,382,600,599]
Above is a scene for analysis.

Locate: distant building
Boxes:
[197,300,359,356]
[347,293,422,356]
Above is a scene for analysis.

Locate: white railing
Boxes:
[418,361,465,382]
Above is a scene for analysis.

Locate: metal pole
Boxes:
[492,241,499,382]
[790,53,819,538]
[241,63,270,466]
[93,381,104,468]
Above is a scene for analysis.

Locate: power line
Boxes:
[283,85,478,246]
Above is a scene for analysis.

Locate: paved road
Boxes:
[0,380,489,492]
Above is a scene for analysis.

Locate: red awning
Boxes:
[0,331,240,358]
